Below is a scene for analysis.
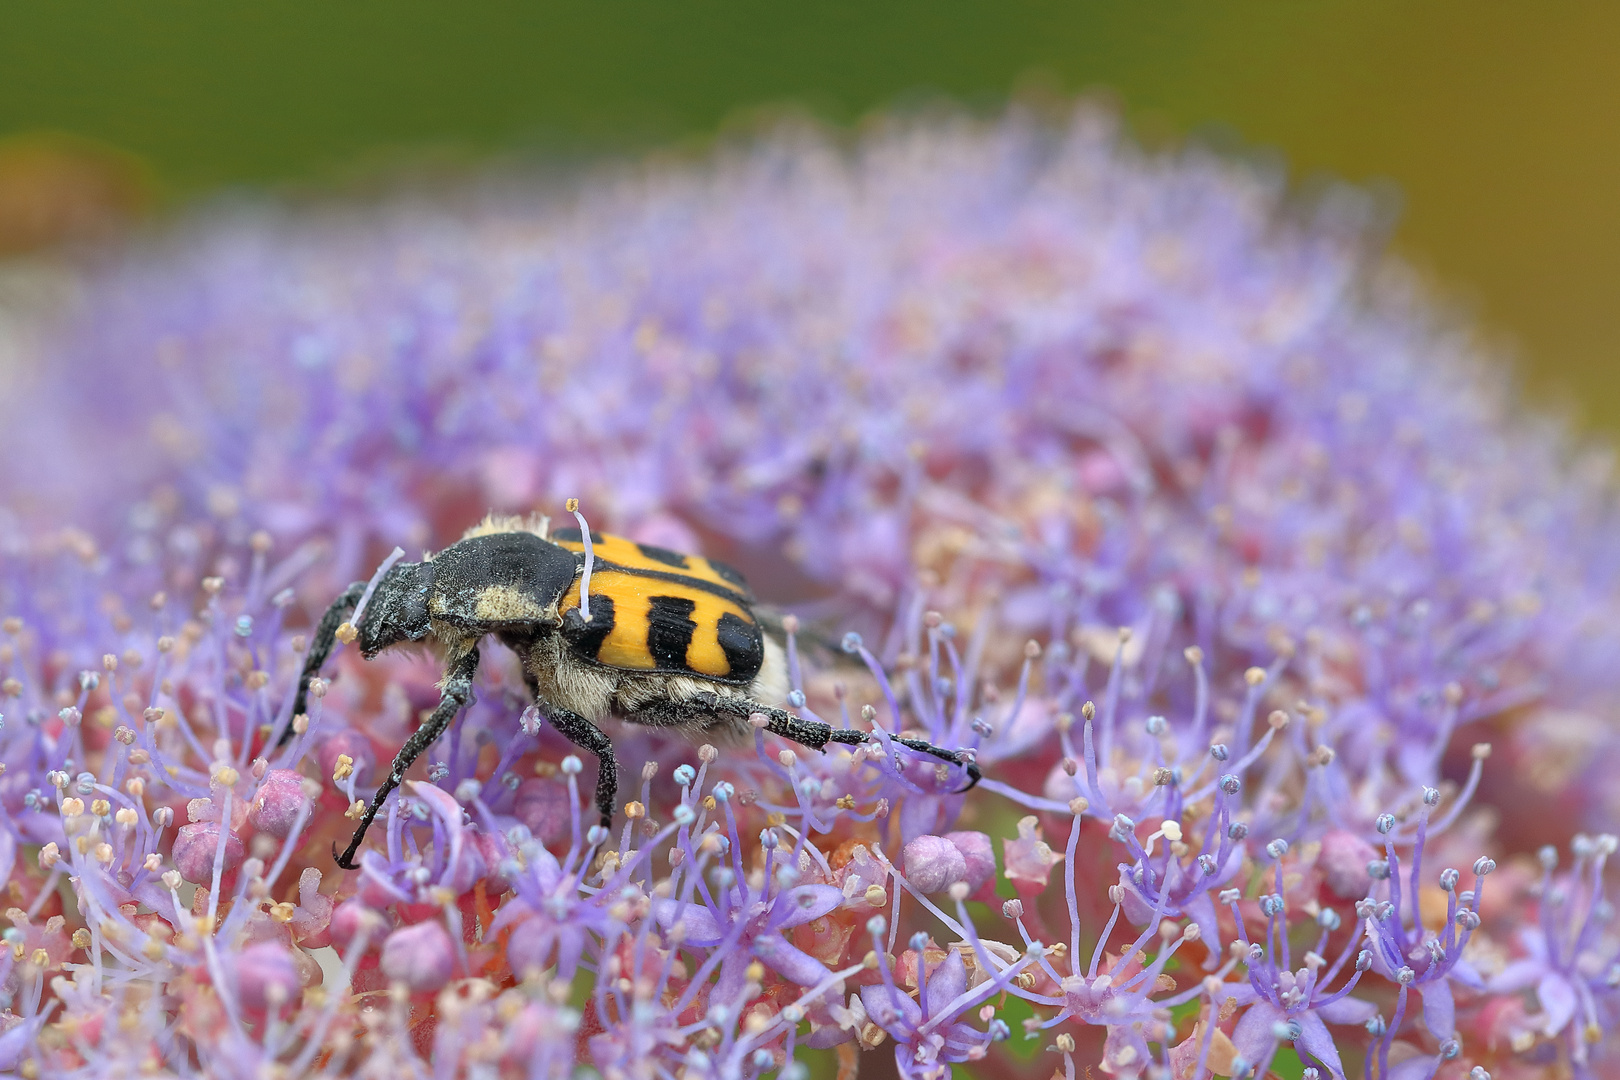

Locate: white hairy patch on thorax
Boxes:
[471,584,551,623]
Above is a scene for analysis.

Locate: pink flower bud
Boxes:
[1319,830,1378,899]
[318,730,376,788]
[171,822,244,885]
[249,769,312,839]
[943,831,996,894]
[234,942,300,1012]
[513,779,571,844]
[379,920,457,994]
[902,834,968,894]
[328,898,388,949]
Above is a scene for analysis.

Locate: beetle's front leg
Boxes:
[334,646,480,869]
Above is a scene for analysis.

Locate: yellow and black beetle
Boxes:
[290,513,979,868]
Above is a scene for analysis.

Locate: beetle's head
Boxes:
[356,561,433,658]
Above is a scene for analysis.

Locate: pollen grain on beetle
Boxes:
[0,108,1616,1079]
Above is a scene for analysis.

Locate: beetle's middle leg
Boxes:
[537,702,619,830]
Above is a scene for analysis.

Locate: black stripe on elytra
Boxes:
[646,595,699,671]
[560,593,616,661]
[635,542,691,570]
[585,559,753,603]
[716,611,765,683]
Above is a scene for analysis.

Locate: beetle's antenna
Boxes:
[350,546,405,629]
[566,497,596,620]
[283,546,408,748]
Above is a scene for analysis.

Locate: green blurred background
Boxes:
[3,2,1618,428]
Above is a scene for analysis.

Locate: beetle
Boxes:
[289,513,980,868]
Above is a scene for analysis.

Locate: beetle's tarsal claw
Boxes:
[889,734,984,793]
[954,761,983,794]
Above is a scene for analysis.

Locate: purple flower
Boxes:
[649,805,841,1001]
[859,924,1004,1078]
[0,107,1617,1077]
[1358,796,1492,1058]
[1487,835,1619,1076]
[1218,860,1378,1080]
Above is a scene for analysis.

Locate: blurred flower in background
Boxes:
[0,107,1616,1078]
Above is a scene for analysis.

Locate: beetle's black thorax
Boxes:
[425,531,580,630]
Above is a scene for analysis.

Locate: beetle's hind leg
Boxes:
[629,694,981,792]
[889,734,982,792]
[282,580,367,747]
[334,646,481,870]
[822,724,980,791]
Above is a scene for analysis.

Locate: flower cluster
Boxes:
[0,107,1617,1078]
